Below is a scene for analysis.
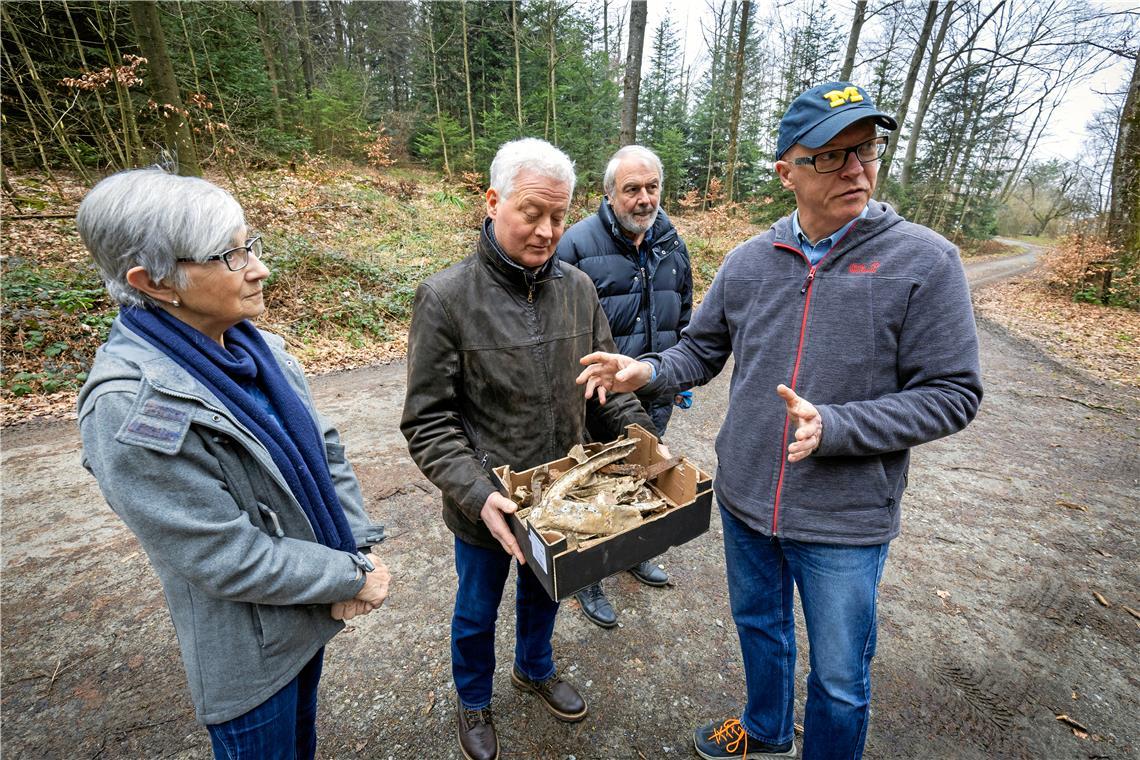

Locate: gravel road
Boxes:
[2,251,1137,759]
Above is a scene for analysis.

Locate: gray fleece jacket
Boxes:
[77,319,380,724]
[642,202,982,545]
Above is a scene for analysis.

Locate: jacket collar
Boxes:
[80,317,291,419]
[772,201,902,266]
[90,318,230,409]
[477,217,563,295]
[598,197,677,253]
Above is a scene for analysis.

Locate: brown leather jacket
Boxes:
[401,219,654,549]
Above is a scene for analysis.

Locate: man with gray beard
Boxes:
[556,144,694,628]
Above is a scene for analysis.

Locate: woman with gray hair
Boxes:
[75,168,390,760]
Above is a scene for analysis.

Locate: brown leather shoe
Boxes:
[510,667,588,722]
[456,696,498,760]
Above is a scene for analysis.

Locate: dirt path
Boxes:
[2,253,1137,759]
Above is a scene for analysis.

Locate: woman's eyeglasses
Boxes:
[176,236,263,271]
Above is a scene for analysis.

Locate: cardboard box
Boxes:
[495,424,713,601]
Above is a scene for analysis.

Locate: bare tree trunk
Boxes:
[839,0,867,81]
[292,1,314,97]
[603,0,610,65]
[100,6,144,160]
[254,3,286,132]
[702,0,727,209]
[724,1,751,203]
[1,46,64,195]
[901,0,1005,190]
[330,0,346,65]
[275,4,300,120]
[63,0,127,167]
[899,0,954,188]
[461,0,477,155]
[175,0,203,94]
[880,1,938,181]
[620,0,648,146]
[512,0,524,129]
[130,0,200,175]
[1,4,90,180]
[546,2,559,144]
[426,10,451,177]
[1109,51,1140,256]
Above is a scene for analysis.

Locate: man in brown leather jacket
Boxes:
[401,137,653,760]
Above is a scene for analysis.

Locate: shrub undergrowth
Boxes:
[1040,232,1139,310]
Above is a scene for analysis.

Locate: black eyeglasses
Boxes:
[792,136,889,174]
[176,236,263,271]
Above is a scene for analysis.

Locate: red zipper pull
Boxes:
[800,266,817,294]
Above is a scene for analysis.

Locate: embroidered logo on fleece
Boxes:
[823,86,863,108]
[849,261,880,274]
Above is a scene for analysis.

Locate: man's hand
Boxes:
[777,384,822,462]
[480,492,525,564]
[577,352,654,404]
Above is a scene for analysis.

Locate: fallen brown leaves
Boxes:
[973,272,1140,391]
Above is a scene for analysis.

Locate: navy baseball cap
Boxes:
[776,82,897,160]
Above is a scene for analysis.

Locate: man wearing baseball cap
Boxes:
[575,82,982,759]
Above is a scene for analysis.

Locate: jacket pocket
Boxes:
[325,441,347,464]
[252,603,301,657]
[787,454,891,513]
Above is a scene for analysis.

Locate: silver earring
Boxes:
[172,297,181,307]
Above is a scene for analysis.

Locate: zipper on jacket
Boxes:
[771,216,865,531]
[772,242,818,535]
[800,266,817,294]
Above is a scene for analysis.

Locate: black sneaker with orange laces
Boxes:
[693,717,796,759]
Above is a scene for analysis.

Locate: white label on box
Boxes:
[529,529,548,575]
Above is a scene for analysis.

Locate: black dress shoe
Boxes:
[629,558,669,586]
[456,696,498,760]
[510,667,588,722]
[575,582,617,627]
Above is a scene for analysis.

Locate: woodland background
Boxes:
[2,0,1138,415]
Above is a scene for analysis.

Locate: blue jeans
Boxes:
[206,648,324,760]
[720,504,889,760]
[452,536,560,709]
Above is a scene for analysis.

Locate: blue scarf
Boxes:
[120,306,356,553]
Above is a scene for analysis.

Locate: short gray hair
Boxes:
[488,138,576,201]
[603,145,664,196]
[76,169,245,307]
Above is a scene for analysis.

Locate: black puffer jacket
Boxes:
[556,198,693,433]
[401,219,654,550]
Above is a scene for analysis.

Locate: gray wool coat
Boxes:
[77,318,381,725]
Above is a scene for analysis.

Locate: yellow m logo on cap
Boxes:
[822,87,864,108]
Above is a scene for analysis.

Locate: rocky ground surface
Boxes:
[2,251,1137,759]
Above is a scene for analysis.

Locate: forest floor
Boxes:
[2,248,1138,759]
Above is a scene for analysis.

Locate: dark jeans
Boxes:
[452,536,560,709]
[720,504,889,760]
[206,648,324,760]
